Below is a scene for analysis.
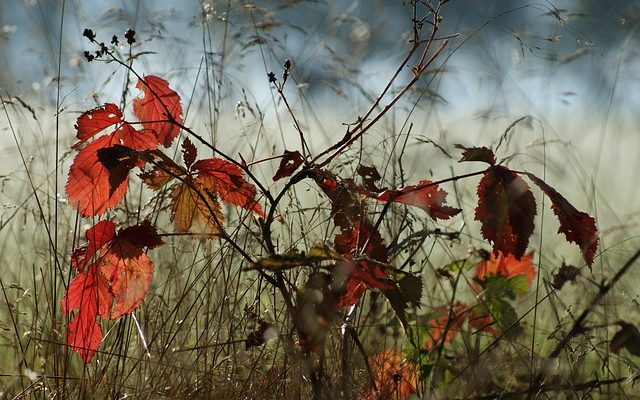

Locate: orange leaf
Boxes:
[423,302,467,350]
[171,177,225,236]
[194,158,265,217]
[363,350,417,400]
[133,75,184,147]
[101,240,154,318]
[475,251,536,286]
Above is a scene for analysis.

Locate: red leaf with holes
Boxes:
[525,173,598,266]
[74,103,123,146]
[370,180,461,220]
[133,75,184,147]
[193,158,265,217]
[273,150,304,181]
[67,102,158,216]
[62,220,161,363]
[476,166,536,259]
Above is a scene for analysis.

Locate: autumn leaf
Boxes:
[475,251,536,287]
[363,349,417,400]
[171,177,225,236]
[193,158,265,217]
[273,150,304,181]
[182,138,197,168]
[423,302,468,350]
[61,266,112,363]
[369,180,461,220]
[74,103,124,146]
[67,103,158,216]
[133,75,184,147]
[475,166,536,259]
[456,144,496,165]
[66,136,132,216]
[62,220,162,363]
[526,173,598,266]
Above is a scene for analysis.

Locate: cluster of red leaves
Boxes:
[66,76,183,216]
[61,220,162,363]
[142,139,264,236]
[63,76,264,363]
[362,349,418,400]
[458,145,598,267]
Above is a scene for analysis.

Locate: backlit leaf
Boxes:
[133,75,184,147]
[194,158,265,217]
[369,180,461,220]
[364,350,417,400]
[526,173,598,266]
[66,136,130,216]
[171,178,225,236]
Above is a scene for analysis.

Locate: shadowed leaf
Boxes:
[273,150,304,181]
[476,166,536,259]
[456,144,496,165]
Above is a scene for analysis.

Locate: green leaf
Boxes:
[443,259,474,272]
[478,274,529,300]
[487,298,518,333]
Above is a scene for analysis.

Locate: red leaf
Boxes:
[74,103,123,146]
[62,220,160,363]
[71,220,117,271]
[194,158,265,217]
[74,103,159,151]
[61,265,112,363]
[273,150,304,181]
[66,136,131,216]
[182,138,197,168]
[101,240,154,318]
[475,251,536,286]
[133,75,184,147]
[526,173,598,266]
[370,180,461,220]
[455,144,496,165]
[475,166,536,259]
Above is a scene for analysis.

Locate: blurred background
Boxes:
[1,0,639,257]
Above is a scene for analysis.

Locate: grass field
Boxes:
[1,1,640,399]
